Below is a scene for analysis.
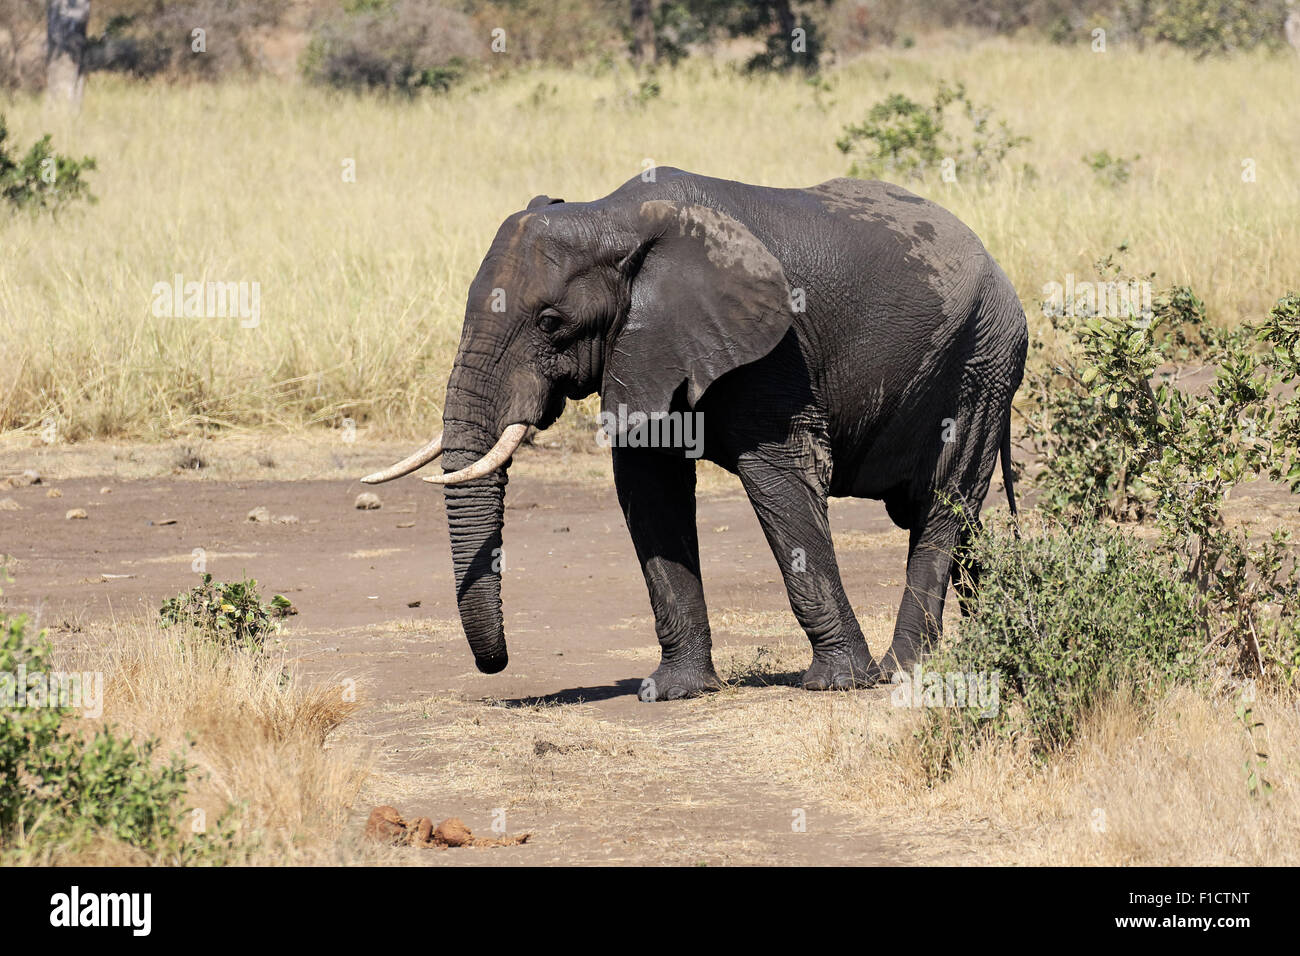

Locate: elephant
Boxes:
[362,168,1027,702]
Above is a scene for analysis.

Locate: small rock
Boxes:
[407,600,421,608]
[99,486,112,495]
[273,514,299,525]
[355,492,381,510]
[46,488,62,498]
[247,506,270,523]
[152,518,177,526]
[396,521,415,529]
[65,508,88,520]
[0,498,19,511]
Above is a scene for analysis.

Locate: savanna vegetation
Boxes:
[2,0,1299,865]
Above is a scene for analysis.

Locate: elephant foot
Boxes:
[637,661,721,703]
[802,641,882,691]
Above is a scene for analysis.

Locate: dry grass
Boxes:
[9,617,374,864]
[2,38,1298,442]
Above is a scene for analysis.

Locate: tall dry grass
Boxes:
[1,37,1298,442]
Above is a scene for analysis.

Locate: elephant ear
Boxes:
[603,200,794,419]
[526,194,564,209]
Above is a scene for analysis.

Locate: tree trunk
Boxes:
[630,0,655,68]
[45,0,89,105]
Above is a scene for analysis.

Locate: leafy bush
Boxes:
[0,118,96,214]
[1082,149,1138,187]
[1127,0,1291,57]
[87,0,288,80]
[1026,256,1300,683]
[836,81,1029,183]
[1026,251,1210,520]
[159,573,294,651]
[1,611,193,857]
[918,518,1204,777]
[302,0,483,94]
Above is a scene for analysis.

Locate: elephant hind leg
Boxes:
[881,515,962,676]
[881,400,1006,674]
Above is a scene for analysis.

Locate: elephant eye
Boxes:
[536,307,563,334]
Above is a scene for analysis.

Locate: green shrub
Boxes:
[301,0,482,94]
[159,573,294,651]
[918,518,1204,778]
[1131,0,1290,57]
[0,117,96,214]
[87,1,288,80]
[1026,256,1300,684]
[836,81,1029,183]
[1,611,193,857]
[1082,149,1138,187]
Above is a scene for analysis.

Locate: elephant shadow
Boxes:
[496,666,808,708]
[498,678,643,707]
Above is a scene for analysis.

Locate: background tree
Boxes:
[630,0,657,66]
[45,0,89,104]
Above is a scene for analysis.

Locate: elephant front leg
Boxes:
[612,447,721,702]
[737,454,881,690]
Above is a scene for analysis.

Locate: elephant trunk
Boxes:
[443,442,510,673]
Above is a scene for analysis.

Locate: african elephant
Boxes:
[363,168,1027,702]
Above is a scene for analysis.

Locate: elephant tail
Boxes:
[999,402,1020,537]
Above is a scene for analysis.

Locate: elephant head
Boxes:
[362,175,795,674]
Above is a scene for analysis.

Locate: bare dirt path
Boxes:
[1,458,939,864]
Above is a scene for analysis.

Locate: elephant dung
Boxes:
[362,805,530,849]
[363,805,408,845]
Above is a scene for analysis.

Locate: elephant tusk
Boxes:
[359,433,444,484]
[424,424,528,485]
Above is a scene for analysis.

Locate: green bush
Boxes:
[0,118,96,214]
[1083,150,1138,187]
[836,81,1029,183]
[1026,254,1300,684]
[159,573,294,651]
[0,611,193,857]
[918,518,1204,778]
[1129,0,1291,57]
[301,0,482,94]
[87,1,288,80]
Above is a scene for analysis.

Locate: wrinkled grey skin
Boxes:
[439,168,1026,702]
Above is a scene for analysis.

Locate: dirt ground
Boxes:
[1,437,975,864]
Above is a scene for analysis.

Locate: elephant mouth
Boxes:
[536,391,568,431]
